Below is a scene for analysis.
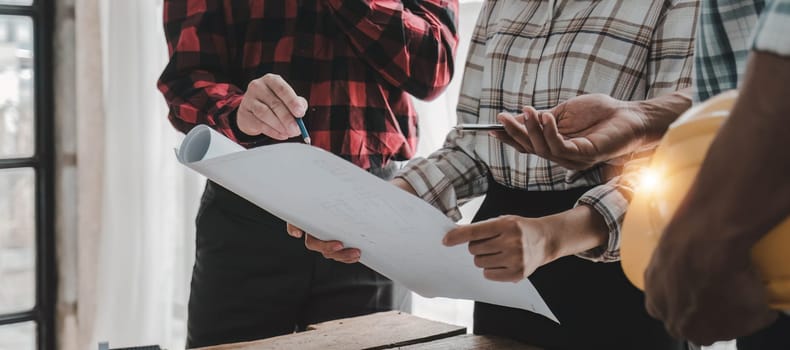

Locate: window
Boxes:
[0,1,54,350]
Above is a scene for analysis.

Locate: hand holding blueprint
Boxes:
[176,125,557,322]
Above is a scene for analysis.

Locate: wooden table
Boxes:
[196,311,542,350]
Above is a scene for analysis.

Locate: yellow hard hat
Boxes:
[620,90,790,310]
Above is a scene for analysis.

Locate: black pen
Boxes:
[454,123,505,131]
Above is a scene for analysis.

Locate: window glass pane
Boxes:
[0,321,36,350]
[0,15,34,158]
[0,168,35,314]
[0,1,34,6]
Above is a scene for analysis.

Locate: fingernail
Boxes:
[332,244,343,252]
[524,106,535,115]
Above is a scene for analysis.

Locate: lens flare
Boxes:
[638,168,661,193]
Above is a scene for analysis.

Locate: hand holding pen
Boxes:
[236,73,309,141]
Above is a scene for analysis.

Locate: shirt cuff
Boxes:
[574,185,628,262]
[752,1,790,57]
[395,157,463,221]
[228,109,262,146]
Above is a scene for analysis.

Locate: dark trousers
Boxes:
[186,177,394,348]
[737,313,790,350]
[471,180,684,350]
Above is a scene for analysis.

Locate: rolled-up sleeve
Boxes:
[575,178,631,262]
[158,0,251,145]
[322,0,459,100]
[396,134,490,221]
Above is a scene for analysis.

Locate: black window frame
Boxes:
[0,1,56,350]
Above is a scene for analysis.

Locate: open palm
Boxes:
[493,93,647,170]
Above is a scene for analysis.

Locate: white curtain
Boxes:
[61,0,202,349]
[89,0,204,348]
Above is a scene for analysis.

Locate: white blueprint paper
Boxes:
[176,125,557,322]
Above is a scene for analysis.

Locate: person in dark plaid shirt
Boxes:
[157,0,457,347]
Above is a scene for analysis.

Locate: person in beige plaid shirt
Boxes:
[293,1,699,348]
[484,1,790,348]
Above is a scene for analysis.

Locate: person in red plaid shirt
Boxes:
[157,0,458,347]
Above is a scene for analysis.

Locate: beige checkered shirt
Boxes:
[396,0,698,262]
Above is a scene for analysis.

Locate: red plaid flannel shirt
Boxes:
[158,0,458,169]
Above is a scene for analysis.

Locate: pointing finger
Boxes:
[443,221,502,246]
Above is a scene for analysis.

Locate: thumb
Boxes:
[548,100,566,117]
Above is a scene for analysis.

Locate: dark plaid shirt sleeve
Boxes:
[322,0,457,100]
[157,0,256,146]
